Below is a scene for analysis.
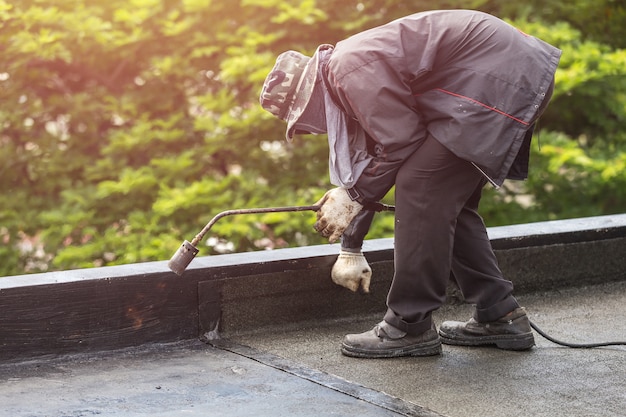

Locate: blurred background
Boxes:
[1,0,625,276]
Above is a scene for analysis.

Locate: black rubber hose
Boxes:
[529,319,626,348]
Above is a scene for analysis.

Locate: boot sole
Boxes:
[439,330,535,351]
[341,339,442,358]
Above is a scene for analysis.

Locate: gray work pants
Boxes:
[383,134,519,335]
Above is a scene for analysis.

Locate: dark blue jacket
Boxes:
[325,10,561,200]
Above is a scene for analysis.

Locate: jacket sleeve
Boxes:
[327,57,427,202]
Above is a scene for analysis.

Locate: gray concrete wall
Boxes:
[1,214,624,361]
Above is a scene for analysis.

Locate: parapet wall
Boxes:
[1,214,625,361]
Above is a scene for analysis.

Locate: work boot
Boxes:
[341,321,442,358]
[439,307,535,351]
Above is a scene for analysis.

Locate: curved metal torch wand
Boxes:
[168,205,321,275]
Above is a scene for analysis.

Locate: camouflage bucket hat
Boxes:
[260,44,333,141]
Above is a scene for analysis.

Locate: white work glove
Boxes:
[314,188,363,243]
[331,250,372,293]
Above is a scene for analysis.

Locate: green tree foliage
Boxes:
[468,0,626,48]
[1,0,625,276]
[0,0,360,274]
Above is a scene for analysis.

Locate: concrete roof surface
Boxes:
[1,280,625,417]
